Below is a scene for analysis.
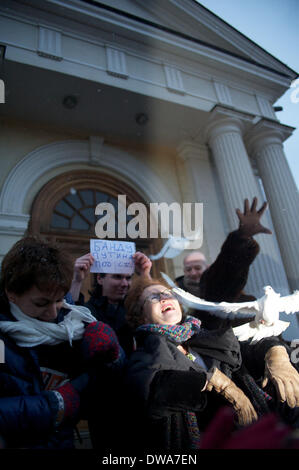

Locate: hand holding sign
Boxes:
[90,239,136,274]
[133,251,152,279]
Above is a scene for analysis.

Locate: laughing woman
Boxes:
[124,276,299,452]
[123,277,260,452]
[0,237,121,449]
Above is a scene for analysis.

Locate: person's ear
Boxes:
[5,289,16,303]
[97,274,103,286]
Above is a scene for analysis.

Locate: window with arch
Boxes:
[28,170,167,288]
[50,189,133,234]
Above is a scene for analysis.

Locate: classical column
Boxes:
[205,112,289,298]
[247,120,299,291]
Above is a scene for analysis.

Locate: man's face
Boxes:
[97,274,132,303]
[184,253,207,284]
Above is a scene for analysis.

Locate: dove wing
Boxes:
[160,272,257,321]
[234,320,290,344]
[171,286,256,321]
[278,291,299,314]
[149,238,173,260]
[160,272,177,289]
[217,299,259,314]
[233,323,256,341]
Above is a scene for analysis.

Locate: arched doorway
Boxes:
[28,170,166,300]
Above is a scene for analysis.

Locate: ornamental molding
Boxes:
[0,5,292,96]
[177,141,209,161]
[245,119,295,155]
[204,105,256,141]
[37,26,62,61]
[0,139,176,215]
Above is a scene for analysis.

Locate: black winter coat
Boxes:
[124,330,207,452]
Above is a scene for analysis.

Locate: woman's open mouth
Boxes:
[161,303,175,313]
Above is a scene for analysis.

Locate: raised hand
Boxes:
[73,253,94,283]
[133,251,152,279]
[69,253,94,301]
[236,197,272,238]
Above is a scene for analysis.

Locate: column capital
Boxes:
[245,118,295,156]
[205,105,255,142]
[177,141,209,161]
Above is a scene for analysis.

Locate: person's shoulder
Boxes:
[86,293,106,307]
[175,275,184,288]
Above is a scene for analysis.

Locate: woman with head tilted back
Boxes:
[124,274,299,452]
[0,237,121,449]
[123,276,259,452]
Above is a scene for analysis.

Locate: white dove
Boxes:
[149,232,201,260]
[233,286,299,343]
[161,273,299,336]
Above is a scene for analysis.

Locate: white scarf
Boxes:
[0,301,97,347]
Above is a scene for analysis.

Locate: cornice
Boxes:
[205,105,256,142]
[0,0,293,94]
[245,118,295,155]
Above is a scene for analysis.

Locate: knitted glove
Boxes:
[53,372,90,424]
[81,321,120,364]
[206,368,258,426]
[262,346,299,408]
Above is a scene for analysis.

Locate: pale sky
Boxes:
[198,0,299,190]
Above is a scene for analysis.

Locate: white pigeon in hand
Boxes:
[233,286,299,343]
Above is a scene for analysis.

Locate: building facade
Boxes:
[0,0,298,338]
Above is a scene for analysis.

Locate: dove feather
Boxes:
[233,320,290,344]
[161,272,256,320]
[278,290,299,314]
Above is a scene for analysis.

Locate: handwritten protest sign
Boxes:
[90,239,136,274]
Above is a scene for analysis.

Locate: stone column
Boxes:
[205,111,289,298]
[247,120,299,291]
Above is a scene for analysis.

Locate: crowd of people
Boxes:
[0,197,298,452]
